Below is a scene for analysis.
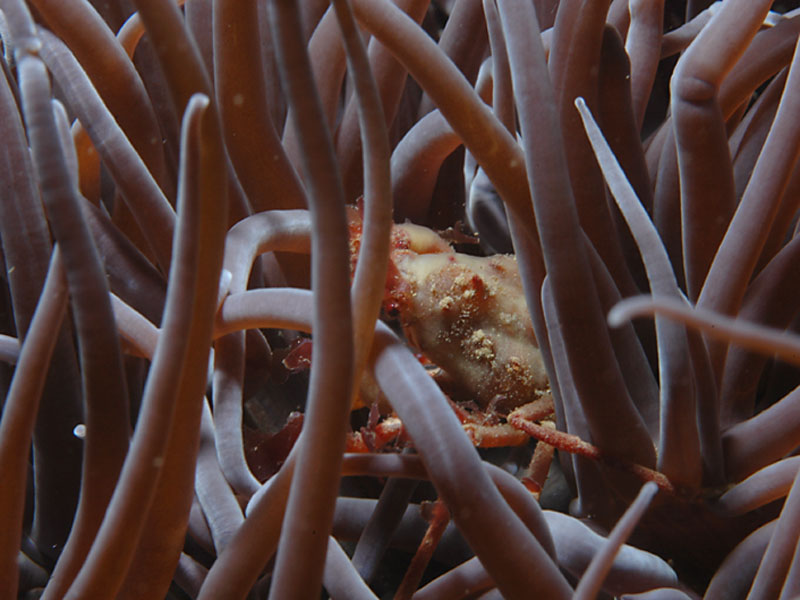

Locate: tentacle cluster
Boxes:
[0,0,799,598]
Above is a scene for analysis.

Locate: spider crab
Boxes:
[348,207,548,413]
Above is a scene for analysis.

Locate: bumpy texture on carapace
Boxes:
[351,212,549,412]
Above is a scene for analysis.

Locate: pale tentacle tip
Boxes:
[607,302,631,328]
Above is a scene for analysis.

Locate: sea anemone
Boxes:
[1,0,800,598]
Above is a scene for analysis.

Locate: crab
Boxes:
[347,210,563,488]
[348,208,549,414]
[262,214,671,499]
